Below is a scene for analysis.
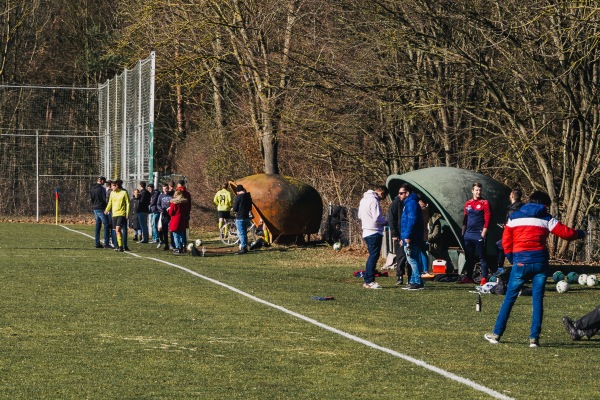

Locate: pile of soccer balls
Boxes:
[553,270,597,293]
[186,239,203,252]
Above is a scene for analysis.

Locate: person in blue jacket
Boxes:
[399,183,426,291]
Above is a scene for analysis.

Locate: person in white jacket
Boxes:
[357,185,389,289]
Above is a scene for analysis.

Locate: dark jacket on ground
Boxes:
[233,192,253,220]
[90,183,107,211]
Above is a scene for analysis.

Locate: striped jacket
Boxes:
[502,203,584,264]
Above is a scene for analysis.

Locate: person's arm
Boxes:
[104,192,112,214]
[462,201,468,236]
[401,202,417,243]
[124,192,130,218]
[502,221,514,264]
[549,218,586,240]
[481,200,491,238]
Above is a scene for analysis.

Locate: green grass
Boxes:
[0,222,598,399]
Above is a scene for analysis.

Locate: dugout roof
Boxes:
[386,167,512,254]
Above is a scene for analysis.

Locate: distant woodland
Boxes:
[1,1,599,255]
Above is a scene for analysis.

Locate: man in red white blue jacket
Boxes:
[462,182,491,280]
[484,191,586,347]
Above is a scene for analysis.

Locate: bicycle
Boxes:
[219,219,256,246]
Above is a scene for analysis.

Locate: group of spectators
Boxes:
[91,177,191,254]
[357,181,588,346]
[92,178,255,256]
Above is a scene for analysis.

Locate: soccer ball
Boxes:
[333,242,342,251]
[195,239,203,247]
[566,271,579,284]
[186,242,195,252]
[556,281,570,293]
[587,275,598,287]
[552,271,565,283]
[578,274,588,286]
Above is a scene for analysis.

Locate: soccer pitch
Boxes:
[0,222,597,399]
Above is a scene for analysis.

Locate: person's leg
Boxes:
[172,231,182,250]
[463,239,476,277]
[93,210,102,246]
[236,219,248,252]
[420,245,429,274]
[404,244,423,285]
[138,212,149,242]
[363,234,382,285]
[492,264,525,337]
[529,262,547,340]
[113,217,123,250]
[477,238,488,278]
[121,219,129,249]
[393,241,405,283]
[151,213,159,242]
[574,304,600,336]
[101,212,110,246]
[495,239,505,272]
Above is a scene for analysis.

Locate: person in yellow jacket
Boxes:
[105,179,130,252]
[213,183,233,232]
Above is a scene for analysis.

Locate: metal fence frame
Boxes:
[98,52,155,194]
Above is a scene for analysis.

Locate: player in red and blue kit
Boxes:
[462,182,491,281]
[485,191,585,347]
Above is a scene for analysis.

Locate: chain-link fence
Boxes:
[0,54,155,219]
[0,85,99,219]
[98,52,155,193]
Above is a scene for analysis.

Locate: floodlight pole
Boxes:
[36,129,39,222]
[149,51,155,180]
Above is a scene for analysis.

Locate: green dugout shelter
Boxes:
[386,167,512,259]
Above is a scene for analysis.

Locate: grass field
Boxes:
[0,222,598,399]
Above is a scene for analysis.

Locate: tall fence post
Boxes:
[36,129,39,222]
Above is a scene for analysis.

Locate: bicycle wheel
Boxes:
[247,223,257,243]
[220,220,239,245]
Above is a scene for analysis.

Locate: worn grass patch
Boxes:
[0,222,598,399]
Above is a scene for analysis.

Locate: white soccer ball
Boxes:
[578,274,588,286]
[195,239,203,247]
[333,242,342,251]
[556,281,570,293]
[587,275,598,287]
[186,242,195,251]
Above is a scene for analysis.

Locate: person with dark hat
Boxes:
[90,176,111,248]
[232,184,253,254]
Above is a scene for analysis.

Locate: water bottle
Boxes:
[201,246,206,257]
[476,293,482,312]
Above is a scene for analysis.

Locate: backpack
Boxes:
[492,279,507,295]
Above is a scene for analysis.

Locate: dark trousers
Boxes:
[574,305,600,338]
[464,237,488,278]
[393,240,409,281]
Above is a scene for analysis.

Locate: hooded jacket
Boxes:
[502,203,585,264]
[401,192,424,245]
[358,190,386,238]
[168,194,190,232]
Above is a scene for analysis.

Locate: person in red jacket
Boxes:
[175,180,192,250]
[484,191,586,347]
[168,190,190,254]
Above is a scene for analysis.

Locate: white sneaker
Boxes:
[484,333,499,344]
[363,282,382,289]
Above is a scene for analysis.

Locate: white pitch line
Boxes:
[61,225,514,400]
